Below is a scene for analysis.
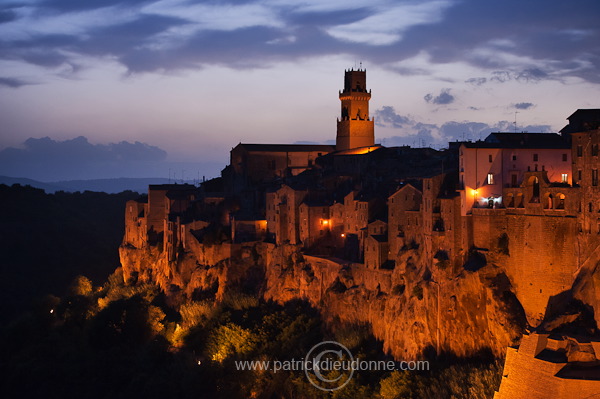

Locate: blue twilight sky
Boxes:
[0,0,599,181]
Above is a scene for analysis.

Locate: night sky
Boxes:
[1,0,599,181]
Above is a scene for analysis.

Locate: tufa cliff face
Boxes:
[119,240,525,360]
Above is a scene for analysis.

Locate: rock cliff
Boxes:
[120,241,525,360]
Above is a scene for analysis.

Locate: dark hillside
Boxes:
[0,184,139,322]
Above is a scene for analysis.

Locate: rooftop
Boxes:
[462,132,569,149]
[234,143,335,152]
[561,109,600,134]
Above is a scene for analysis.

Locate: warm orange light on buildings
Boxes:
[337,146,378,155]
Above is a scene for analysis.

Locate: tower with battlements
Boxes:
[336,69,375,151]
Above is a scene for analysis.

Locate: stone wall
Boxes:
[494,333,600,399]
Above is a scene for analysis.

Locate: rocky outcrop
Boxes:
[120,240,525,360]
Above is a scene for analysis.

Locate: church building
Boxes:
[223,68,377,192]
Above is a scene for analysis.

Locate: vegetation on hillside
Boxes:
[1,268,503,398]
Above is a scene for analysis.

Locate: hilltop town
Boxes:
[120,69,600,397]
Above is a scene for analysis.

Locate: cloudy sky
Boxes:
[1,0,599,180]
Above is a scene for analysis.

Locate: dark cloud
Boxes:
[515,68,548,82]
[371,0,600,82]
[465,77,487,86]
[0,136,169,181]
[514,102,534,110]
[466,69,549,86]
[0,0,598,83]
[42,0,152,12]
[379,119,553,147]
[424,89,454,105]
[286,7,373,27]
[375,106,412,128]
[490,71,512,83]
[0,9,16,23]
[0,77,31,88]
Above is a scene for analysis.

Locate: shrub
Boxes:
[205,323,257,362]
[179,300,216,329]
[380,370,413,399]
[222,291,259,310]
[69,275,93,296]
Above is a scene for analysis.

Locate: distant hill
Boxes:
[0,176,69,192]
[0,176,197,193]
[0,184,141,323]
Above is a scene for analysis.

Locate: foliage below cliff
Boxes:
[1,269,503,399]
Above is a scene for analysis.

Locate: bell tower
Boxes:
[336,68,375,151]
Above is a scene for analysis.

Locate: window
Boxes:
[561,174,568,183]
[593,144,599,156]
[512,155,517,161]
[511,174,518,187]
[488,154,492,163]
[594,169,599,187]
[578,169,582,182]
[562,153,568,162]
[533,154,539,162]
[487,173,495,185]
[577,145,583,157]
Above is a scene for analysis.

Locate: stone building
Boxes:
[459,132,571,215]
[494,332,600,398]
[223,68,379,196]
[226,143,334,191]
[336,68,375,151]
[387,183,422,258]
[265,183,308,245]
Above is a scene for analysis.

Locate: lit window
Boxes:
[561,174,568,183]
[487,173,494,185]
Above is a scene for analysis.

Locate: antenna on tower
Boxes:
[514,111,519,133]
[359,61,363,69]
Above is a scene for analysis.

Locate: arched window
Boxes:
[529,176,540,203]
